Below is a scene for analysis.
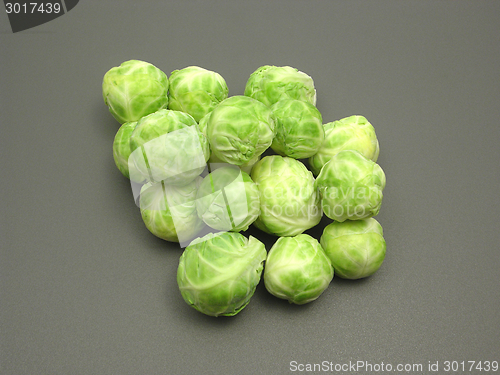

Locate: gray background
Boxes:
[1,1,499,374]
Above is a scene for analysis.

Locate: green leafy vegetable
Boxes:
[206,96,275,166]
[168,66,228,122]
[112,121,138,180]
[129,109,210,186]
[177,232,267,316]
[264,234,334,304]
[140,178,204,243]
[244,65,316,107]
[320,218,386,279]
[196,166,260,232]
[270,99,324,159]
[251,155,322,236]
[309,115,379,176]
[315,150,386,222]
[102,60,169,124]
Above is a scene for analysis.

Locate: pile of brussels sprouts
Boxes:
[103,60,387,317]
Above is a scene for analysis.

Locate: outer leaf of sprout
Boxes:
[315,150,386,222]
[207,96,276,166]
[264,234,334,304]
[197,111,211,138]
[309,115,380,176]
[196,166,260,232]
[139,178,204,243]
[102,60,169,124]
[199,111,261,174]
[320,218,386,279]
[168,66,228,122]
[129,109,209,186]
[112,121,138,180]
[244,65,317,107]
[270,99,324,159]
[177,232,267,317]
[251,155,322,236]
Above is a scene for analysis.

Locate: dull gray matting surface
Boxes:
[1,2,499,374]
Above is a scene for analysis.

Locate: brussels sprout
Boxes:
[102,60,169,124]
[309,115,380,176]
[196,166,260,232]
[139,178,204,244]
[128,109,210,186]
[251,155,322,236]
[320,218,386,279]
[167,66,229,122]
[264,234,333,304]
[270,99,324,159]
[244,65,317,107]
[315,150,386,222]
[177,232,267,317]
[207,96,276,166]
[112,121,138,180]
[199,111,260,174]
